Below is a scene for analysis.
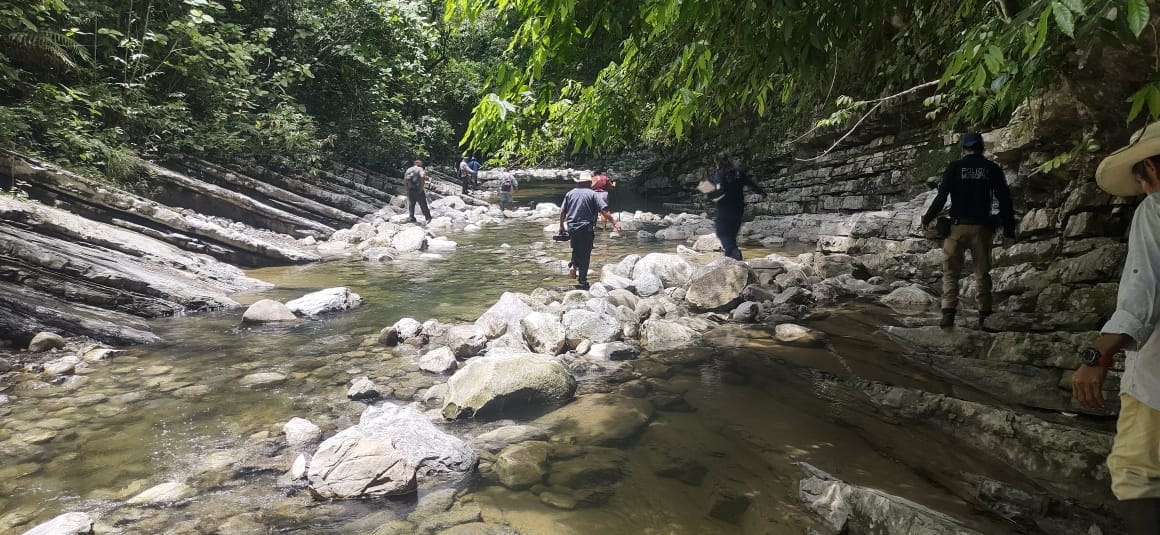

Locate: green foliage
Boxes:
[450,0,1157,160]
[0,0,496,185]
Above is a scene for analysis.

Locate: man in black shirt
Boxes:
[921,133,1017,329]
[709,152,768,260]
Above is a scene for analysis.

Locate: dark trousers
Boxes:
[715,213,744,260]
[460,174,471,194]
[569,230,596,283]
[407,189,431,222]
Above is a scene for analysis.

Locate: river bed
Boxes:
[0,211,1052,534]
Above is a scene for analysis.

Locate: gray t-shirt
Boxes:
[561,187,607,232]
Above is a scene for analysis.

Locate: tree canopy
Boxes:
[448,0,1157,160]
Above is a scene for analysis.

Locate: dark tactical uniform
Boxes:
[922,152,1017,317]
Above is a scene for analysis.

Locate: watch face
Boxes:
[1080,348,1100,366]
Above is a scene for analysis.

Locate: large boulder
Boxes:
[284,417,323,449]
[286,287,363,316]
[686,260,751,311]
[442,354,577,419]
[447,325,488,358]
[391,317,424,341]
[356,404,477,475]
[642,319,700,350]
[475,292,533,339]
[880,285,938,313]
[420,346,458,374]
[22,512,94,535]
[494,441,553,490]
[28,332,66,352]
[392,226,428,253]
[308,403,477,499]
[534,394,654,446]
[692,234,723,252]
[307,435,416,499]
[632,253,694,288]
[561,309,623,346]
[521,312,567,355]
[241,299,297,323]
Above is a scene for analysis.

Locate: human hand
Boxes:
[614,224,623,233]
[1072,364,1109,409]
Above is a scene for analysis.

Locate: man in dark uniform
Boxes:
[921,132,1017,329]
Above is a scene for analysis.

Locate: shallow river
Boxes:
[0,185,1050,534]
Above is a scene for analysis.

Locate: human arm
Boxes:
[1073,196,1160,408]
[921,165,954,227]
[991,165,1017,238]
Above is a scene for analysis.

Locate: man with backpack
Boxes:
[496,167,518,212]
[458,156,473,194]
[559,171,622,289]
[591,168,616,230]
[468,156,482,188]
[707,152,767,260]
[404,159,431,224]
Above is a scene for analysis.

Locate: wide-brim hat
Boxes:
[1096,120,1160,197]
[574,171,593,183]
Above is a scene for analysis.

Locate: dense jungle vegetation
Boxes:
[1,0,1157,181]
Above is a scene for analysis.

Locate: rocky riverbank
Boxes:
[8,183,1124,533]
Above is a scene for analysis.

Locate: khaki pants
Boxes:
[941,224,993,312]
[1109,394,1160,500]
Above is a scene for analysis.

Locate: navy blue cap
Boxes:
[961,132,984,149]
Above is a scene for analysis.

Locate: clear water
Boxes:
[0,213,1058,534]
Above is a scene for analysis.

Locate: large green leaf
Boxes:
[1128,0,1150,38]
[1051,2,1075,37]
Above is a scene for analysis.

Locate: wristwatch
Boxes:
[1079,348,1115,368]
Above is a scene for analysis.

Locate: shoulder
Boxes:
[1139,193,1160,218]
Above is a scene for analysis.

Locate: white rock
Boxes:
[775,324,826,347]
[127,481,195,505]
[240,372,287,387]
[21,512,93,535]
[284,417,322,449]
[419,346,459,374]
[286,287,363,316]
[393,226,428,253]
[241,300,297,323]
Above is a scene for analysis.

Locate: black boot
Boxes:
[940,309,956,328]
[1120,498,1160,535]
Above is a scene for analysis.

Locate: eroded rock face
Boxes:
[286,287,362,316]
[442,354,577,419]
[798,463,981,535]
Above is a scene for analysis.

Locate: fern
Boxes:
[3,30,90,70]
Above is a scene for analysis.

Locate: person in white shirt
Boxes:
[1073,120,1160,534]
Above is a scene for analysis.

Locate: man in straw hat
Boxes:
[921,132,1018,329]
[559,171,622,290]
[1073,120,1160,533]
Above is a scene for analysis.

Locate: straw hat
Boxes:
[574,171,593,183]
[1096,120,1160,197]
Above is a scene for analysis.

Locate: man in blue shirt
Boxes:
[559,171,622,289]
[468,156,481,189]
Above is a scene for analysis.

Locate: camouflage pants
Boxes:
[942,224,993,312]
